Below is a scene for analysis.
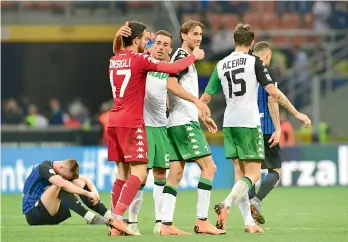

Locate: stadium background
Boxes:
[1,1,348,241]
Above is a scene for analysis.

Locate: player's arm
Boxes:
[38,163,91,197]
[142,47,204,75]
[165,50,210,118]
[200,64,222,105]
[267,68,281,147]
[76,175,99,198]
[255,57,311,128]
[113,22,131,54]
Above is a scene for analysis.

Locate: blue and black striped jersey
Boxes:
[258,67,278,135]
[22,160,56,214]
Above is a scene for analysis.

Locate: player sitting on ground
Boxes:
[159,20,225,236]
[200,23,311,233]
[107,20,205,236]
[248,41,283,225]
[22,159,110,226]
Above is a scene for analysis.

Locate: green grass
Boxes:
[2,187,348,241]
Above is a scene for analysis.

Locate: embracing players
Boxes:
[106,21,205,236]
[23,159,110,226]
[200,23,311,233]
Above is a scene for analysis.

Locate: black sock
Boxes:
[59,190,88,218]
[249,184,256,199]
[80,185,108,216]
[156,220,162,223]
[256,170,280,201]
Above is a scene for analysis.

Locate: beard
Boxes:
[138,44,145,53]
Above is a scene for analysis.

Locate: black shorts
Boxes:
[25,199,71,225]
[262,134,282,169]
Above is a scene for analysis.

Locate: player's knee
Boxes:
[130,163,148,183]
[153,169,166,181]
[197,156,217,177]
[50,184,62,191]
[167,169,183,185]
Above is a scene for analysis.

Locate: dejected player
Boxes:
[22,159,110,226]
[107,20,205,236]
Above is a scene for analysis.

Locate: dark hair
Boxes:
[155,30,173,47]
[253,41,272,53]
[122,21,147,47]
[180,20,204,43]
[65,159,79,179]
[234,22,254,47]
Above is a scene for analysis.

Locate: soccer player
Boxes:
[248,41,282,224]
[107,21,205,236]
[125,30,174,235]
[159,20,225,236]
[22,159,110,226]
[200,23,311,233]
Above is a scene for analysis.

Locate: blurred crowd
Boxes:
[1,96,112,129]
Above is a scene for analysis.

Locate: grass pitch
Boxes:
[1,187,348,241]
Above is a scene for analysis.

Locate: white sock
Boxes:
[128,190,143,223]
[153,183,165,222]
[104,210,111,219]
[161,186,177,223]
[238,193,256,226]
[225,178,250,211]
[84,211,95,223]
[196,178,212,219]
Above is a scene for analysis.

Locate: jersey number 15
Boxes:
[224,68,246,98]
[109,69,131,98]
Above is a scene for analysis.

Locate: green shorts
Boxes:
[223,126,264,161]
[167,121,211,161]
[146,126,170,169]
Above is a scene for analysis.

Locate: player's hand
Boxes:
[116,22,131,38]
[269,129,281,148]
[194,99,211,119]
[87,192,99,205]
[201,117,218,133]
[295,112,311,129]
[192,47,205,61]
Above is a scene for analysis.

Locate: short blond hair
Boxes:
[64,159,79,179]
[253,41,272,54]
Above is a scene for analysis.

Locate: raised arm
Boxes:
[113,22,131,54]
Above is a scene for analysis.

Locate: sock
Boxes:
[249,184,256,200]
[238,192,256,226]
[256,170,279,201]
[113,175,141,218]
[80,185,108,216]
[153,179,166,223]
[225,176,252,211]
[197,177,213,220]
[58,190,91,220]
[128,184,145,223]
[161,185,178,225]
[111,179,125,210]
